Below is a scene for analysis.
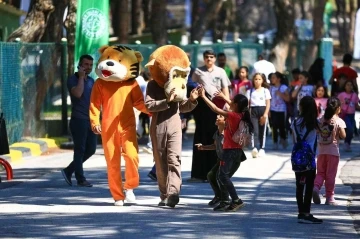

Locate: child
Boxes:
[314,84,329,119]
[291,71,314,115]
[198,87,253,212]
[195,115,243,211]
[269,72,290,149]
[337,80,360,151]
[291,96,322,224]
[231,66,252,98]
[246,73,271,158]
[313,97,346,205]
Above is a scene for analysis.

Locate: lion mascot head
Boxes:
[145,45,190,102]
[95,45,143,81]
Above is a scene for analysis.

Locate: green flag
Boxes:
[75,0,109,70]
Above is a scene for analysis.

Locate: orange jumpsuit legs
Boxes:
[102,131,124,201]
[121,127,140,190]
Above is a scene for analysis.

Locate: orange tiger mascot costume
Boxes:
[90,45,148,206]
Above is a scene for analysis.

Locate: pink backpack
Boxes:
[317,117,337,145]
[231,120,251,148]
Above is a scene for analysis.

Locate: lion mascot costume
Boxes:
[145,45,199,208]
[90,45,148,206]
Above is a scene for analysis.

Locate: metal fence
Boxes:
[0,42,66,144]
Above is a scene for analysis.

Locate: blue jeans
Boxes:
[344,113,355,145]
[65,118,97,182]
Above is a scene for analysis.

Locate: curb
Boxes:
[1,138,58,164]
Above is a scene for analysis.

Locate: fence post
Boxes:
[236,39,242,67]
[192,41,199,69]
[318,38,333,86]
[61,38,68,136]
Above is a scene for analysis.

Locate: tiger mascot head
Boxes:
[95,45,143,82]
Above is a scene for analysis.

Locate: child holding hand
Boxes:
[197,86,252,212]
[195,114,242,211]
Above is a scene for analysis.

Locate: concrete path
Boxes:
[0,135,359,238]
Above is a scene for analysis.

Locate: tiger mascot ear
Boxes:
[99,45,110,54]
[134,51,143,63]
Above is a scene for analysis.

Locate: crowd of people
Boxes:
[62,50,358,221]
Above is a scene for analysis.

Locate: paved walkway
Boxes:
[0,135,359,238]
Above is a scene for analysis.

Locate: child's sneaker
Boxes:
[252,148,258,158]
[208,196,220,206]
[344,143,352,152]
[325,200,339,205]
[258,149,265,157]
[280,138,288,149]
[297,213,305,223]
[312,189,321,204]
[225,199,245,212]
[298,214,323,224]
[213,201,230,211]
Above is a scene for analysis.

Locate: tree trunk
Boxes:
[112,0,129,43]
[7,0,68,137]
[7,0,55,42]
[336,0,347,51]
[301,0,326,70]
[142,0,151,31]
[349,0,356,52]
[190,0,224,42]
[271,0,295,72]
[150,0,167,45]
[211,0,234,43]
[131,0,143,35]
[64,0,76,79]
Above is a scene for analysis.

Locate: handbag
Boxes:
[339,93,353,120]
[0,113,10,155]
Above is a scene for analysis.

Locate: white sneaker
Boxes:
[125,189,136,203]
[252,148,258,158]
[114,200,124,206]
[258,149,265,157]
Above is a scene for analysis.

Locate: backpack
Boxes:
[291,121,317,172]
[231,120,252,148]
[317,117,336,145]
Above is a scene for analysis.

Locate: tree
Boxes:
[271,0,295,72]
[190,0,224,42]
[111,0,129,43]
[131,0,143,35]
[335,0,357,53]
[64,0,76,79]
[150,0,167,45]
[210,0,235,42]
[7,0,68,136]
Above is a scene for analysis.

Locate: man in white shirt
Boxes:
[252,54,276,83]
